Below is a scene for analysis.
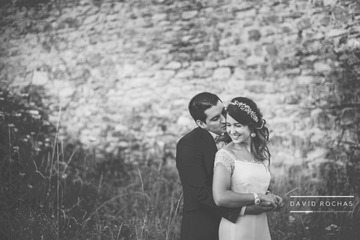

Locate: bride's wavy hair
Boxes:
[226,97,271,162]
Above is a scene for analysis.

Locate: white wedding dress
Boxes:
[214,148,272,240]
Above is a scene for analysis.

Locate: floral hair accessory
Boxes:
[256,119,265,129]
[229,100,259,123]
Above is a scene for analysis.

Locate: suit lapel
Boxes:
[199,128,217,175]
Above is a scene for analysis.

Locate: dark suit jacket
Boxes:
[176,127,241,240]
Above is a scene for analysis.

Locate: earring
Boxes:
[251,133,256,138]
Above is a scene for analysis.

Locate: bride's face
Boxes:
[226,114,251,144]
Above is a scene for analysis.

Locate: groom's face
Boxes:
[199,100,226,135]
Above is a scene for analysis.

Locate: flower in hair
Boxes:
[229,101,259,123]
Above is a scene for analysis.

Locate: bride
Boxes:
[212,97,282,240]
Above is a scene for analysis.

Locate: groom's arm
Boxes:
[243,192,284,214]
[244,204,275,215]
[176,141,219,208]
[176,141,241,222]
[176,140,242,222]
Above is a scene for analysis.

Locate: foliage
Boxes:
[0,87,182,240]
[2,82,358,240]
[266,11,360,238]
[0,87,94,239]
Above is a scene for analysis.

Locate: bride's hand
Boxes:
[272,194,284,211]
[258,193,276,207]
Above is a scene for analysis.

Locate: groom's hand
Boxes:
[266,191,284,211]
[244,204,274,215]
[272,194,284,211]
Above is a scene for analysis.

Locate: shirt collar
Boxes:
[208,130,220,141]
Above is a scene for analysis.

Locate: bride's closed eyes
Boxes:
[226,122,244,128]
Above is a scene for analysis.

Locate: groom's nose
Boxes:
[220,114,226,123]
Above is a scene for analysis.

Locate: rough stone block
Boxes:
[32,71,48,86]
[152,13,167,22]
[83,15,99,25]
[248,29,261,41]
[164,61,182,70]
[262,14,283,24]
[319,14,331,26]
[218,58,237,67]
[213,67,231,80]
[333,6,350,24]
[261,26,276,37]
[314,61,332,73]
[204,61,218,69]
[296,18,312,30]
[306,148,329,161]
[246,55,265,66]
[347,38,360,50]
[284,68,301,75]
[311,108,335,130]
[193,67,212,78]
[246,81,275,94]
[284,94,301,104]
[59,87,75,98]
[182,11,198,20]
[154,70,175,81]
[266,44,278,57]
[176,70,194,79]
[270,118,293,134]
[295,75,314,85]
[326,29,347,38]
[232,68,247,80]
[340,108,357,126]
[235,8,256,19]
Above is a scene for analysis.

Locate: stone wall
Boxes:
[1,0,359,173]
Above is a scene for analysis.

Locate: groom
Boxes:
[176,92,277,240]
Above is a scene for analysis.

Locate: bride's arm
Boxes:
[212,163,275,208]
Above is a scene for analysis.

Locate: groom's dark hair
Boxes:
[188,92,221,123]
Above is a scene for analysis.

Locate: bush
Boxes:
[0,87,183,240]
[0,87,100,239]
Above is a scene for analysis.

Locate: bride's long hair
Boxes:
[226,97,271,162]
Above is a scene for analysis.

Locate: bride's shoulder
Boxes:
[216,146,233,158]
[215,147,235,174]
[217,146,228,153]
[221,144,234,154]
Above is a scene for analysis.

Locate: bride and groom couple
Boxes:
[176,92,284,240]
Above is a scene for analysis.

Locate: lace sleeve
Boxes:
[214,149,235,175]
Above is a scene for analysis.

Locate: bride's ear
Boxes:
[196,119,207,129]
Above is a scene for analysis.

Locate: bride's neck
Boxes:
[230,142,251,152]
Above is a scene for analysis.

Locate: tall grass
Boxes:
[1,76,359,240]
[267,158,360,240]
[0,87,183,240]
[87,161,182,240]
[0,88,96,239]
